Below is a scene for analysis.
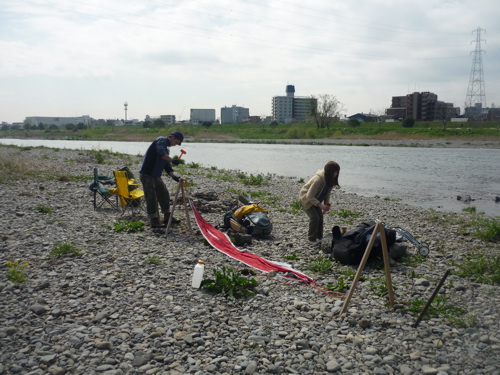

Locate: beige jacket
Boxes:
[299,169,332,210]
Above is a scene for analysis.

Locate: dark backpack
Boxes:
[331,221,396,265]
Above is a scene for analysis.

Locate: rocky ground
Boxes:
[0,145,499,375]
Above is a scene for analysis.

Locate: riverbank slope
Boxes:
[1,145,499,374]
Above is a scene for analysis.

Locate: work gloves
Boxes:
[171,159,181,166]
[172,175,180,183]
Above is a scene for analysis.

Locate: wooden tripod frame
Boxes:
[339,220,395,315]
[165,179,192,236]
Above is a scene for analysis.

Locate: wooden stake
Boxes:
[339,221,394,315]
[181,182,192,232]
[165,181,182,237]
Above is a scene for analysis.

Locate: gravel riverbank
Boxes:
[1,146,499,375]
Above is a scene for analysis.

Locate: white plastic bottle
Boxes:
[191,260,205,288]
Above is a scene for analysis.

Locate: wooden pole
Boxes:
[339,220,395,315]
[340,223,380,315]
[378,221,395,308]
[181,182,192,232]
[165,181,182,237]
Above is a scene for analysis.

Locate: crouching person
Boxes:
[299,161,340,246]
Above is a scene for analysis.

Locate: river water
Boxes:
[1,138,499,217]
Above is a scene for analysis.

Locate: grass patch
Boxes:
[36,205,53,214]
[285,252,300,260]
[108,221,145,232]
[307,256,333,274]
[455,253,500,284]
[289,199,301,214]
[49,241,82,258]
[406,295,464,319]
[146,255,161,265]
[6,260,29,283]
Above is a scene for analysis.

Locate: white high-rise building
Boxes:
[272,85,316,123]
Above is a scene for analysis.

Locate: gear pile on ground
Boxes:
[0,146,499,375]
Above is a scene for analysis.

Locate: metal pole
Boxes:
[413,269,451,328]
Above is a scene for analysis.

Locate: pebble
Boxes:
[0,146,499,375]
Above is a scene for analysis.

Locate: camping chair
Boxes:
[88,167,118,210]
[111,170,145,217]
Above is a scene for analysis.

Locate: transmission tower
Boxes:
[465,27,486,117]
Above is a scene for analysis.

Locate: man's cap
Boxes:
[170,131,184,145]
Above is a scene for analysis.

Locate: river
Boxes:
[1,138,499,217]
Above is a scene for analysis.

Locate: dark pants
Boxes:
[305,205,323,241]
[140,174,170,219]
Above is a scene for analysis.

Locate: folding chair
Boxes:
[88,167,117,210]
[111,170,145,217]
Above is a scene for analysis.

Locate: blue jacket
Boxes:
[139,137,174,177]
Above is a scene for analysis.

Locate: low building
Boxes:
[24,115,92,127]
[220,105,249,124]
[190,109,216,124]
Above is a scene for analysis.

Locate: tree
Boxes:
[270,120,278,129]
[77,122,87,130]
[23,119,33,131]
[153,119,166,128]
[402,118,415,128]
[1,124,9,131]
[143,120,153,128]
[310,94,345,129]
[202,121,213,128]
[65,123,76,130]
[348,118,360,127]
[37,123,45,130]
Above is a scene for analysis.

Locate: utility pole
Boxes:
[465,27,486,119]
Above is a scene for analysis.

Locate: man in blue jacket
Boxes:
[140,131,184,228]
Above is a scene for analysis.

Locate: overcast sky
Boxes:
[1,0,499,123]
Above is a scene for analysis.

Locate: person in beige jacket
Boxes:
[299,161,340,245]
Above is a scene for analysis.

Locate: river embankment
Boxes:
[0,145,499,374]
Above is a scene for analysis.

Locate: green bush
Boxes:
[201,266,257,299]
[6,260,28,283]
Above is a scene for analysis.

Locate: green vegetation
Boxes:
[36,205,53,215]
[285,252,300,261]
[49,241,82,258]
[108,221,145,233]
[6,260,29,283]
[146,255,161,265]
[307,256,333,274]
[3,120,500,143]
[289,199,302,214]
[201,266,258,299]
[406,295,464,319]
[455,253,500,284]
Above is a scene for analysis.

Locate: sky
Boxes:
[1,0,499,123]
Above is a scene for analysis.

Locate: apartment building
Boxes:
[272,85,316,123]
[220,105,250,124]
[386,92,458,121]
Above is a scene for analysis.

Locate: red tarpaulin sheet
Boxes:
[189,199,315,284]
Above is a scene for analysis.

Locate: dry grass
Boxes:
[0,147,64,182]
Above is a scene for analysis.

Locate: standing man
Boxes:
[140,131,184,228]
